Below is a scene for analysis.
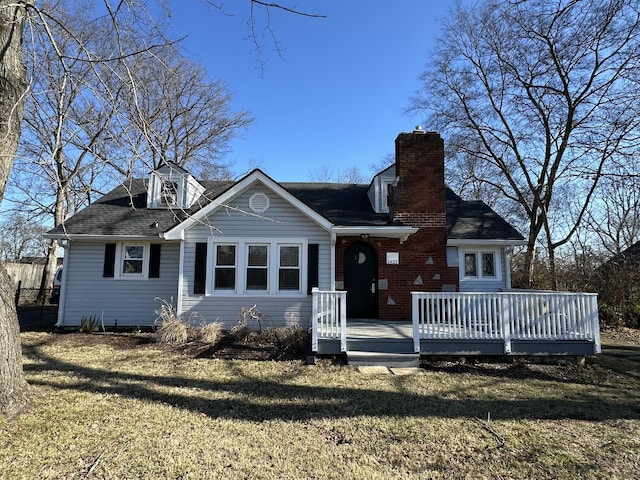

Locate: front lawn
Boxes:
[1,331,639,479]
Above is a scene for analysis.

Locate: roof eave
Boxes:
[332,225,418,243]
[43,233,168,242]
[447,238,527,247]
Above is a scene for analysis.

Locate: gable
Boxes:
[163,170,333,240]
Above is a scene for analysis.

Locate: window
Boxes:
[246,244,268,290]
[482,253,495,276]
[161,180,179,206]
[464,253,477,277]
[278,245,300,291]
[459,249,500,280]
[214,245,236,290]
[208,238,307,295]
[116,243,149,279]
[123,245,144,274]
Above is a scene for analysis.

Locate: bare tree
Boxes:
[0,0,31,419]
[0,213,48,262]
[413,0,640,287]
[9,1,252,304]
[0,0,323,418]
[308,164,365,183]
[106,50,252,181]
[585,163,640,255]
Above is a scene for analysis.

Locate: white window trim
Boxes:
[458,248,501,281]
[212,243,238,291]
[207,237,308,297]
[151,173,184,209]
[115,242,150,280]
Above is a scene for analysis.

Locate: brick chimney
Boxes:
[389,127,446,228]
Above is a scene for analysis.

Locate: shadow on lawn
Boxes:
[22,340,640,423]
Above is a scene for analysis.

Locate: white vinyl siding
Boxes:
[58,241,180,327]
[181,185,332,329]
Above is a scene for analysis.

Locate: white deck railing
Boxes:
[412,291,601,354]
[311,288,347,352]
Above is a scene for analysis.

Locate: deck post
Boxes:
[590,294,601,354]
[501,295,511,353]
[412,293,420,353]
[339,291,347,352]
[311,287,319,352]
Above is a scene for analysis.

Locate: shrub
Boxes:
[199,321,223,344]
[155,319,197,345]
[79,314,101,333]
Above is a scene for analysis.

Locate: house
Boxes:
[45,129,600,358]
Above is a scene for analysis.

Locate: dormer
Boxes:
[147,162,205,210]
[367,163,397,213]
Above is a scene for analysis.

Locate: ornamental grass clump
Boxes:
[154,298,196,345]
[155,319,196,345]
[199,321,223,344]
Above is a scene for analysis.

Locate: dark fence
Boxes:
[14,282,56,307]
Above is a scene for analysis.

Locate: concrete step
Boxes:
[346,351,420,367]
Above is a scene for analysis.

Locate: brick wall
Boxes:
[335,130,459,320]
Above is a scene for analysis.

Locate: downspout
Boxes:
[505,246,514,290]
[176,240,185,318]
[56,240,70,328]
[330,232,336,290]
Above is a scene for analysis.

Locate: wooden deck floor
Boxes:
[346,319,413,340]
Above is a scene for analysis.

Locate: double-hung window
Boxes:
[278,245,301,291]
[209,238,306,295]
[116,244,149,279]
[214,245,236,290]
[246,244,269,291]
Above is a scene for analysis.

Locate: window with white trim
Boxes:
[214,244,236,290]
[460,249,500,280]
[278,245,301,291]
[116,243,149,279]
[246,244,269,291]
[209,238,307,295]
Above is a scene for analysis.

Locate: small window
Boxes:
[464,253,477,277]
[482,253,495,277]
[123,245,144,274]
[246,244,268,291]
[117,244,149,279]
[161,180,179,206]
[214,245,236,290]
[278,245,300,291]
[460,249,500,281]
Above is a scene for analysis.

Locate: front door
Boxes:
[344,241,378,318]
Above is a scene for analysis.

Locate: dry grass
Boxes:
[199,321,223,344]
[2,332,639,479]
[155,318,196,344]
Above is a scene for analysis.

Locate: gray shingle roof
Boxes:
[47,177,524,241]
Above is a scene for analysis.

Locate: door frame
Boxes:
[343,241,378,318]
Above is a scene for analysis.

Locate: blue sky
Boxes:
[167,1,451,182]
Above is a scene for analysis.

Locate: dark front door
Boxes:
[344,241,378,318]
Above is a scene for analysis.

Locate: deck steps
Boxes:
[346,350,420,368]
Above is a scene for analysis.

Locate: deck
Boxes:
[311,290,601,360]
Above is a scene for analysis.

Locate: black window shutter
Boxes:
[149,244,161,278]
[103,243,116,278]
[194,242,207,295]
[307,243,319,294]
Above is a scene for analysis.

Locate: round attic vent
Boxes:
[249,192,270,213]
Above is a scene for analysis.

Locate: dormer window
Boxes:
[161,180,179,206]
[147,162,205,210]
[367,164,396,213]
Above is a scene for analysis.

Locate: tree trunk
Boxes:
[0,0,30,418]
[0,264,28,418]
